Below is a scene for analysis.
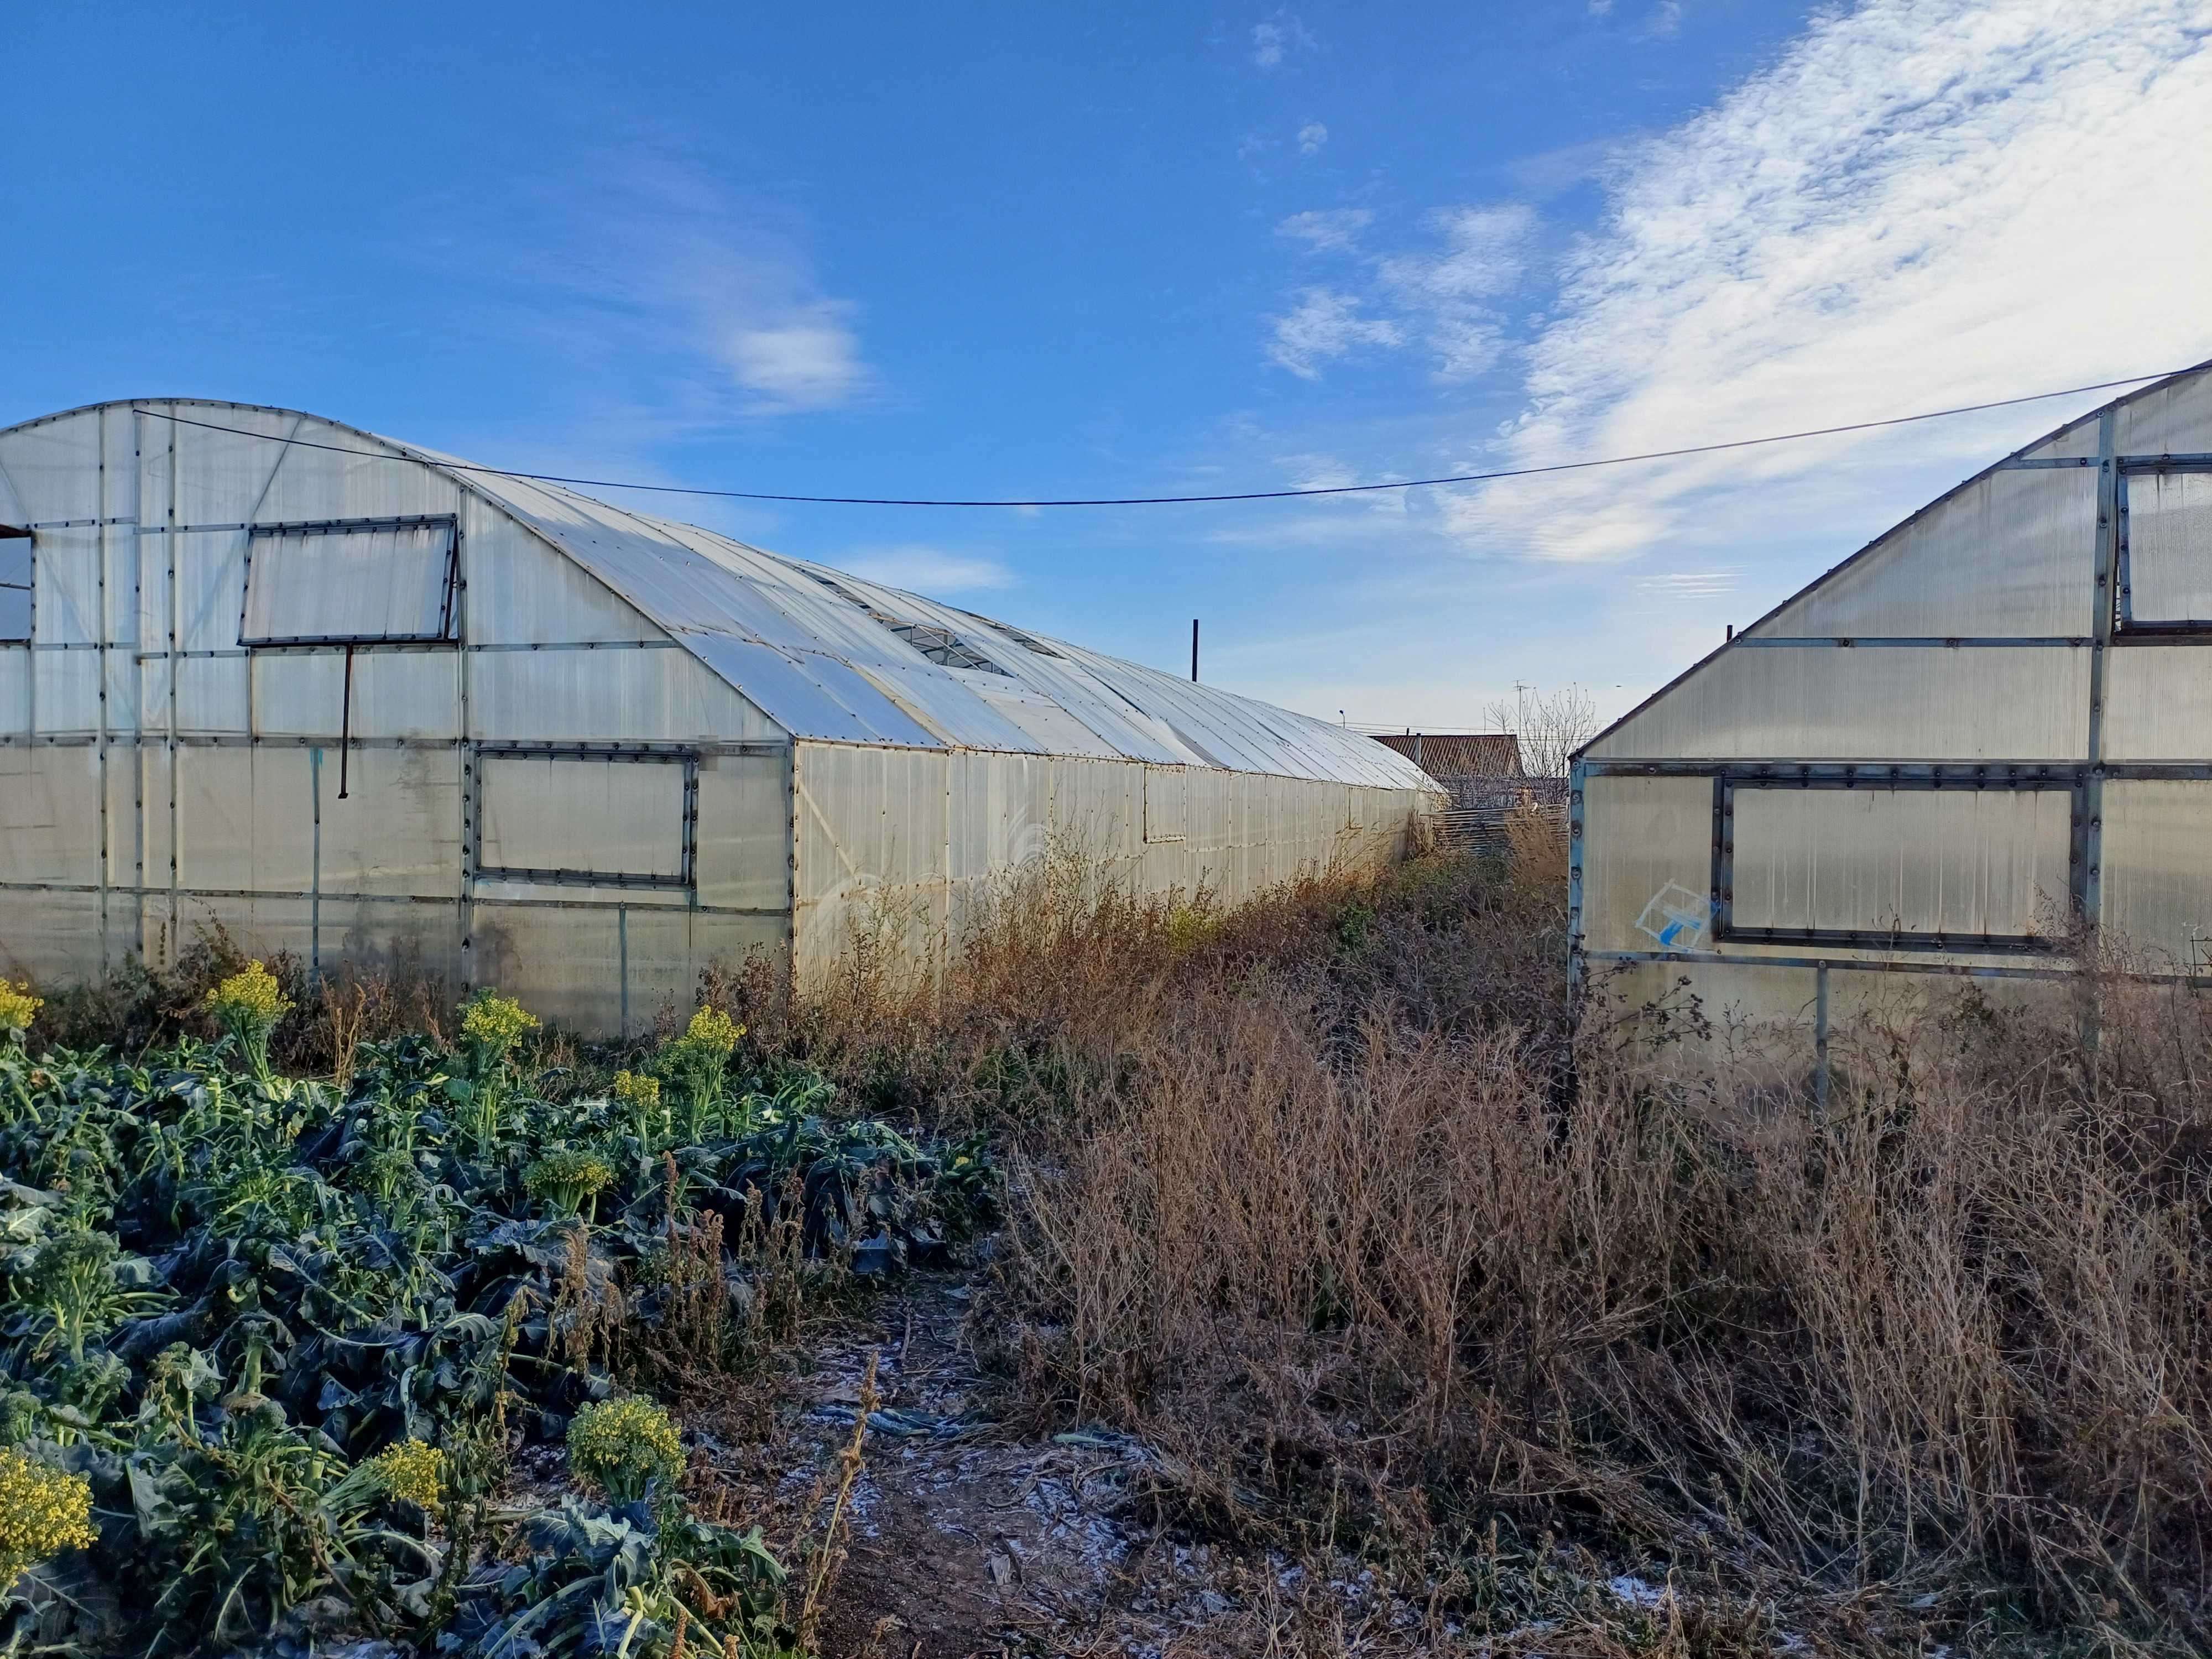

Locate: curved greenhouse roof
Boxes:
[0,399,1428,792]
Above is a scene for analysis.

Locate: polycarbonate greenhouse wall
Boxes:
[1572,361,2212,1039]
[0,401,1439,1032]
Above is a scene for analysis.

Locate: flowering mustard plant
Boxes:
[0,1448,99,1593]
[524,1149,618,1221]
[566,1394,684,1504]
[363,1438,446,1509]
[0,982,39,1042]
[204,961,291,1078]
[613,1068,665,1147]
[667,1006,744,1140]
[460,989,538,1062]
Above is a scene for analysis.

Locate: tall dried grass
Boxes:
[787,830,2212,1648]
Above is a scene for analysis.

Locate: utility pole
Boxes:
[1191,618,1199,682]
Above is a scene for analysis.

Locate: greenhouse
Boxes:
[1573,361,2212,1037]
[0,400,1438,1031]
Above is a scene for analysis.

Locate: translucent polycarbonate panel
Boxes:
[967,675,1121,759]
[175,530,248,653]
[0,748,101,884]
[692,752,790,913]
[1731,785,2071,941]
[314,748,465,896]
[0,542,29,641]
[26,526,96,645]
[1588,646,2087,760]
[466,646,779,744]
[1749,466,2096,639]
[252,651,461,740]
[688,636,936,748]
[2101,780,2212,966]
[174,656,250,733]
[33,650,101,734]
[478,754,686,881]
[0,410,102,524]
[467,901,786,1037]
[2121,469,2212,625]
[1144,765,1190,842]
[1578,775,1715,953]
[175,747,315,893]
[0,648,26,731]
[242,520,455,644]
[458,504,662,646]
[0,890,106,982]
[2115,368,2212,457]
[2104,648,2212,759]
[854,661,1046,752]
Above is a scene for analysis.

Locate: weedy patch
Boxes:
[0,990,1000,1655]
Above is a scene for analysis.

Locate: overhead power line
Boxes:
[132,367,2194,510]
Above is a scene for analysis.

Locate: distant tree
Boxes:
[1482,685,1599,779]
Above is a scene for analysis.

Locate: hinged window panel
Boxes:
[476,748,696,890]
[1717,769,2075,952]
[1144,765,1189,843]
[2117,465,2212,634]
[241,515,458,646]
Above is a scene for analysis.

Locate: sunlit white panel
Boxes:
[1589,646,2087,761]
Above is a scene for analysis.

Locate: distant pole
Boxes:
[1191,618,1199,681]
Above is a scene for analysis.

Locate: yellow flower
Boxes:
[524,1150,618,1198]
[0,1448,99,1593]
[675,1006,743,1061]
[363,1438,446,1509]
[567,1394,684,1503]
[612,1070,661,1110]
[204,961,291,1032]
[460,990,538,1056]
[0,982,40,1036]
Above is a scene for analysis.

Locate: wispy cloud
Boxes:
[1451,0,2212,562]
[1297,121,1329,155]
[1275,208,1371,252]
[1251,11,1315,69]
[1266,289,1405,379]
[839,547,1018,594]
[1265,203,1534,379]
[1378,204,1536,379]
[431,145,873,422]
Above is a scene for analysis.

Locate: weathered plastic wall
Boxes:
[0,402,790,1032]
[789,741,1427,984]
[1576,366,2212,1040]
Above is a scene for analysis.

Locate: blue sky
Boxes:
[8,2,2209,731]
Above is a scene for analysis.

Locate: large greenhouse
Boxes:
[1573,360,2212,1036]
[0,400,1438,1031]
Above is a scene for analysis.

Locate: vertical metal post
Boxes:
[310,747,323,980]
[1191,618,1199,682]
[1566,758,1587,1005]
[1813,960,1831,1113]
[617,903,630,1039]
[2082,408,2117,1061]
[337,644,355,799]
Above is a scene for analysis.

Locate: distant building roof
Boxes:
[1373,732,1524,778]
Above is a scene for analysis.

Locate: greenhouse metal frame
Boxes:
[1571,361,2212,1036]
[0,400,1439,1032]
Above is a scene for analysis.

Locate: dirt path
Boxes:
[692,1271,1251,1659]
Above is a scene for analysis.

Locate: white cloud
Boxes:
[1641,1,1682,38]
[1266,288,1405,379]
[839,547,1019,594]
[1378,204,1537,379]
[1452,0,2212,562]
[1275,208,1371,252]
[444,148,873,419]
[1251,12,1314,68]
[1298,121,1329,155]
